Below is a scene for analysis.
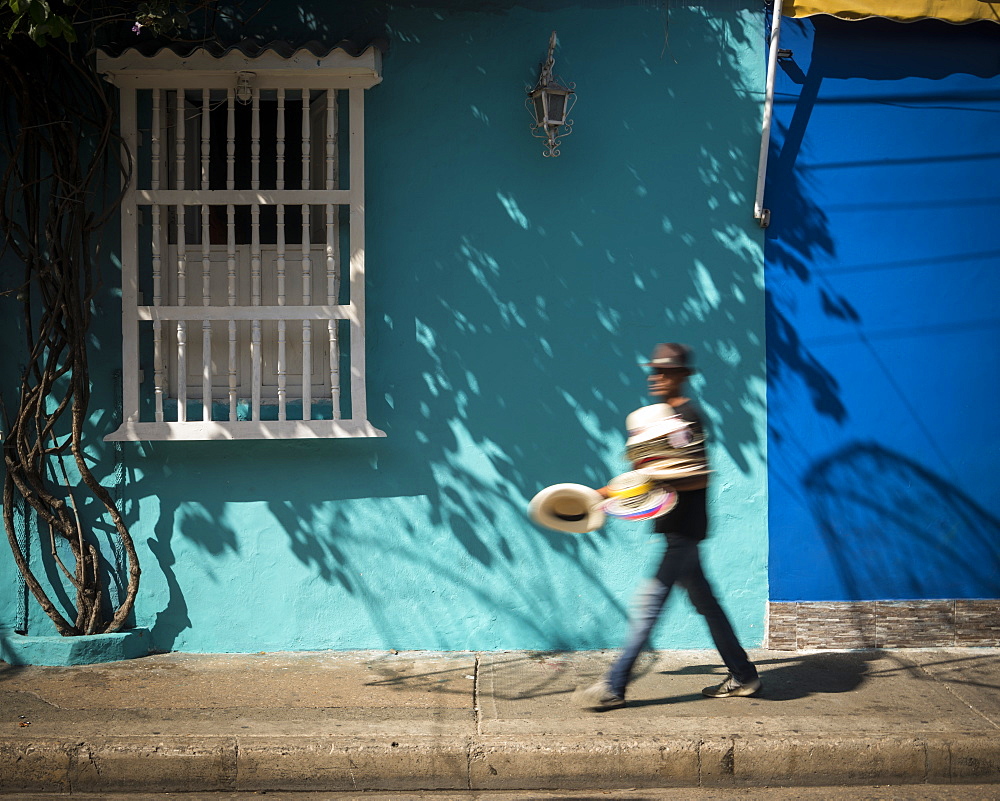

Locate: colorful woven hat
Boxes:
[599,471,678,521]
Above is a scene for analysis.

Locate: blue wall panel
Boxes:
[766,16,1000,601]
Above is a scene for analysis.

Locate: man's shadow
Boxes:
[624,650,876,708]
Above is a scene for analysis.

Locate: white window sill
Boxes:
[105,419,386,441]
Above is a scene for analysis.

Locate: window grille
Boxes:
[98,46,385,440]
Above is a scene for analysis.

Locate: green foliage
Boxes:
[133,1,189,36]
[3,0,77,44]
[1,0,192,47]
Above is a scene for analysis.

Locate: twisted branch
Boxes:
[1,35,138,635]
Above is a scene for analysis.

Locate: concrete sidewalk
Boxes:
[1,648,999,794]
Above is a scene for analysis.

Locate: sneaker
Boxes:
[574,679,626,711]
[702,673,762,698]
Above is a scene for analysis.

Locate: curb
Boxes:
[2,733,998,793]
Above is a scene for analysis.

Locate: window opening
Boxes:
[99,46,384,440]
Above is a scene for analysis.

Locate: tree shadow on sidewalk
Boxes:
[363,649,582,701]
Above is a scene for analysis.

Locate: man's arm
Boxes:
[664,475,709,492]
[597,474,708,497]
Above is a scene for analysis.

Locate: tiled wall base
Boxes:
[767,600,1000,650]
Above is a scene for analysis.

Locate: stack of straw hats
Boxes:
[624,403,709,481]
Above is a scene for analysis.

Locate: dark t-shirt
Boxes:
[652,400,709,540]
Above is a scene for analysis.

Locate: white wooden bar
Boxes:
[176,308,188,422]
[325,89,336,190]
[277,320,287,419]
[225,88,237,421]
[326,89,340,418]
[301,217,312,420]
[119,87,141,424]
[301,88,311,191]
[277,206,287,420]
[175,88,187,422]
[151,89,164,422]
[276,91,287,419]
[151,88,162,190]
[301,88,312,420]
[200,88,212,421]
[301,212,312,420]
[226,197,237,420]
[250,85,263,421]
[276,89,285,190]
[201,203,212,422]
[276,86,286,421]
[251,86,260,190]
[349,87,369,421]
[227,89,235,190]
[200,88,211,189]
[251,321,262,420]
[251,201,262,420]
[327,202,339,419]
[227,329,237,419]
[175,88,185,190]
[152,204,164,422]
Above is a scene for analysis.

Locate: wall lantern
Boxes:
[526,32,576,158]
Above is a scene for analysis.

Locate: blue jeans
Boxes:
[606,531,757,698]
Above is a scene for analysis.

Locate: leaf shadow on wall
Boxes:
[764,18,842,431]
[805,442,1000,601]
[766,15,1000,434]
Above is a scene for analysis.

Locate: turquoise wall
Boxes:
[1,2,767,653]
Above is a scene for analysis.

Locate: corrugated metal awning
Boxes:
[98,37,387,60]
[97,39,387,85]
[783,1,1000,23]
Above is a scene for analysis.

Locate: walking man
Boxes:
[578,343,761,710]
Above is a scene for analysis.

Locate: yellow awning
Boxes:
[783,1,1000,23]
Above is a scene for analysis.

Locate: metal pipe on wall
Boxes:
[754,0,784,228]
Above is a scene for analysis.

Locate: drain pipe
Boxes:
[754,0,784,228]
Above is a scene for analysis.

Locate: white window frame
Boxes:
[98,46,385,440]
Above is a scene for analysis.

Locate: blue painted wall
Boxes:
[1,1,768,653]
[766,16,1000,601]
